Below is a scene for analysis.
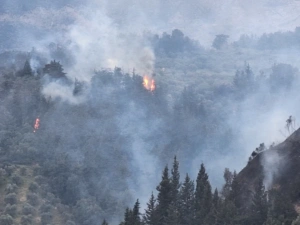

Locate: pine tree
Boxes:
[250,178,268,225]
[122,207,133,225]
[228,171,242,208]
[43,60,66,79]
[178,173,195,225]
[216,200,238,225]
[213,188,220,209]
[165,202,180,225]
[266,188,297,225]
[102,219,109,225]
[171,156,180,202]
[194,163,212,225]
[156,166,172,225]
[132,199,141,225]
[22,60,33,76]
[221,168,233,200]
[143,192,158,225]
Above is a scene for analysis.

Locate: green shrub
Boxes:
[4,204,17,217]
[5,183,17,193]
[20,167,27,176]
[0,214,13,225]
[29,182,39,192]
[22,203,35,215]
[4,193,17,204]
[34,175,46,184]
[11,173,23,186]
[39,203,53,213]
[20,214,33,225]
[41,212,53,225]
[26,193,39,206]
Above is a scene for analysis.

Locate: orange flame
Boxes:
[143,76,155,92]
[33,118,40,133]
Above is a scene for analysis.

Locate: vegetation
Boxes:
[119,159,296,225]
[0,27,300,224]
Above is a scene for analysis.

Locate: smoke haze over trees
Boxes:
[1,0,300,224]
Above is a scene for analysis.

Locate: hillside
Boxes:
[239,127,300,189]
[0,164,76,225]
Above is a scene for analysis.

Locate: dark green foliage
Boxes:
[194,163,212,224]
[22,203,36,215]
[165,202,180,225]
[143,192,158,225]
[292,216,300,225]
[0,214,13,225]
[22,60,33,76]
[102,219,109,225]
[20,214,33,225]
[221,168,233,199]
[74,198,103,225]
[5,183,18,193]
[120,200,142,225]
[4,204,17,217]
[213,188,220,209]
[170,156,180,209]
[212,34,229,50]
[11,173,23,186]
[39,203,54,213]
[152,29,200,55]
[132,199,141,224]
[41,212,53,225]
[4,193,17,205]
[249,178,268,225]
[228,171,243,209]
[43,60,66,79]
[26,193,39,206]
[266,188,297,225]
[20,167,27,176]
[156,166,172,225]
[1,38,300,225]
[29,181,39,192]
[178,174,194,225]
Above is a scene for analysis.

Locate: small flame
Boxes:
[143,75,155,92]
[33,118,40,133]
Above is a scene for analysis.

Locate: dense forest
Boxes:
[0,24,300,225]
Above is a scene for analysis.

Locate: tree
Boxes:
[266,189,297,225]
[156,166,172,225]
[132,199,141,225]
[249,178,268,225]
[221,168,233,200]
[171,156,180,204]
[43,60,67,79]
[21,60,33,76]
[194,163,212,224]
[292,215,300,225]
[165,202,180,225]
[143,192,158,225]
[212,34,229,50]
[102,219,109,225]
[178,173,195,225]
[213,188,220,209]
[228,171,243,209]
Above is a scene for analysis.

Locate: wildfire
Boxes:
[33,118,40,133]
[143,76,155,92]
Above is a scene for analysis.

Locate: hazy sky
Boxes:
[1,0,300,45]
